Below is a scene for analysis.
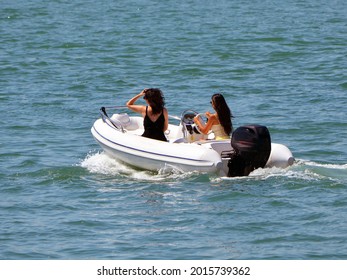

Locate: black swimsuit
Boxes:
[142,106,167,142]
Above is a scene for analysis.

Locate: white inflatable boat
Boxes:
[91,107,294,176]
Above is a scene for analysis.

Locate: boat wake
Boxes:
[292,159,347,183]
[220,159,347,182]
[80,151,197,181]
[299,160,347,170]
[81,152,346,184]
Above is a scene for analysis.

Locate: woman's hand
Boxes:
[139,88,149,96]
[126,89,147,108]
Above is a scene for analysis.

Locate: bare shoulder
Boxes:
[208,114,219,125]
[208,113,218,121]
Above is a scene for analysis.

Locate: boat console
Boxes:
[180,110,208,142]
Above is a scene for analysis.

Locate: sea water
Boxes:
[1,0,346,259]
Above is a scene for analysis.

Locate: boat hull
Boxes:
[91,118,223,173]
[91,115,294,175]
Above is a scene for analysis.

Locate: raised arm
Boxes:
[126,90,146,115]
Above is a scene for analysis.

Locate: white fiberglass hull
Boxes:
[92,118,223,173]
[91,114,294,176]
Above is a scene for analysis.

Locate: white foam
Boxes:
[80,151,196,181]
[199,161,317,182]
[298,159,347,170]
[80,151,133,176]
[81,153,346,183]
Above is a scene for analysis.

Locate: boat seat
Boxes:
[111,113,139,130]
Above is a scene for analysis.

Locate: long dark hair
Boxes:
[212,93,233,135]
[144,88,165,115]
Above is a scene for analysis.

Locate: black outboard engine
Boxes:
[228,125,271,177]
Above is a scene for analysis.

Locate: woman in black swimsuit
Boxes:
[126,88,169,141]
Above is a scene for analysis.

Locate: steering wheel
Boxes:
[194,113,213,135]
[181,110,199,125]
[181,110,213,135]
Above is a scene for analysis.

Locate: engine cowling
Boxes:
[228,125,271,177]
